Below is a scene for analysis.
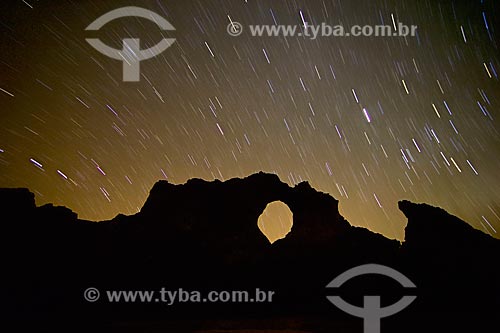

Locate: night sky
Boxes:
[0,0,498,240]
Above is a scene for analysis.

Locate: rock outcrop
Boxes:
[0,172,498,332]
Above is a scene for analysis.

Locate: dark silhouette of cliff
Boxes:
[0,172,499,332]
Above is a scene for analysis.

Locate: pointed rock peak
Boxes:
[150,179,172,191]
[295,181,312,189]
[398,200,417,218]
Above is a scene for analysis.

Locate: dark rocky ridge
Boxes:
[1,172,499,332]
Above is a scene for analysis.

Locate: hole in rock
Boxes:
[257,201,293,243]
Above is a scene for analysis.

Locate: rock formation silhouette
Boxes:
[1,172,498,332]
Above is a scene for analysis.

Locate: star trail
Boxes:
[0,0,499,240]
